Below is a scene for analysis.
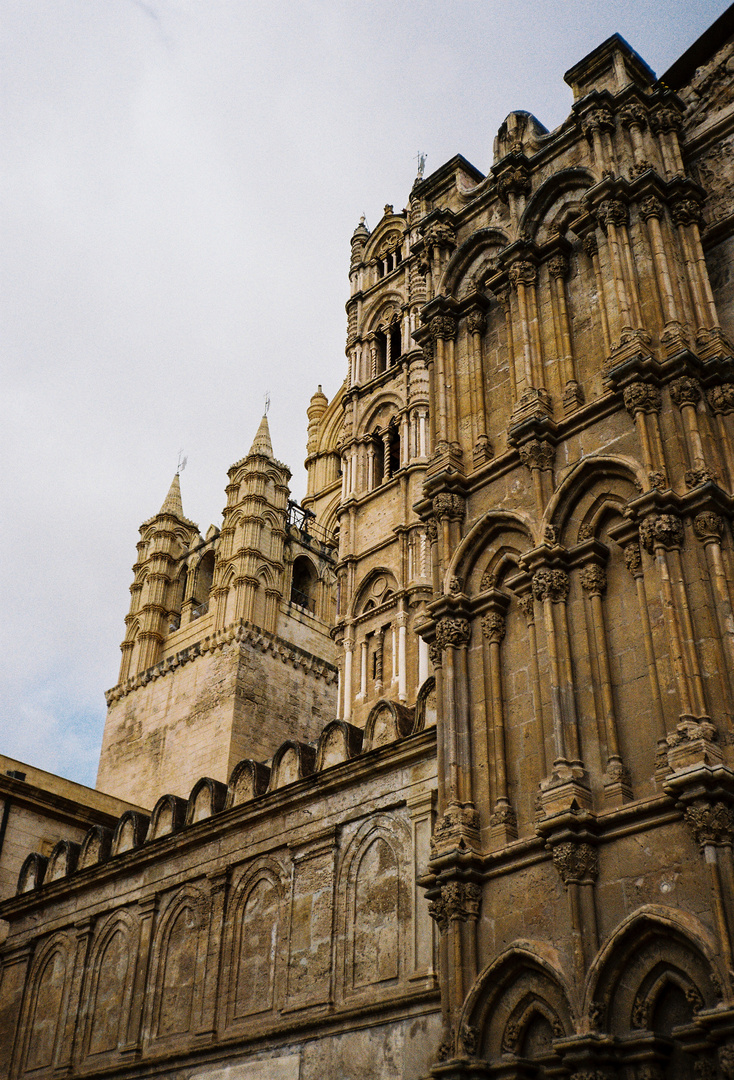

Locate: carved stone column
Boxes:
[430,880,482,1053]
[518,439,555,511]
[551,841,599,984]
[670,198,725,361]
[684,800,734,978]
[669,376,716,489]
[623,382,667,492]
[547,253,582,412]
[430,314,460,454]
[343,635,354,720]
[519,591,547,780]
[432,493,465,575]
[693,511,734,708]
[532,568,588,810]
[621,539,668,750]
[580,563,632,805]
[650,105,684,178]
[708,383,734,490]
[596,198,642,344]
[508,259,543,394]
[466,308,492,465]
[620,102,650,172]
[435,617,473,810]
[482,604,517,845]
[640,513,708,724]
[495,285,518,402]
[638,195,688,352]
[583,233,611,355]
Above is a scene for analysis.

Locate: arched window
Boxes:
[389,320,401,363]
[291,556,317,614]
[388,424,400,477]
[192,550,215,618]
[374,330,387,375]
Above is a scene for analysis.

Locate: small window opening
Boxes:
[291,556,317,614]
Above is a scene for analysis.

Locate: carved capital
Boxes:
[497,166,531,202]
[426,516,438,543]
[435,617,471,650]
[432,493,464,521]
[719,1042,734,1080]
[441,880,482,922]
[623,542,643,578]
[708,383,734,415]
[429,314,457,342]
[552,841,599,884]
[428,894,447,932]
[670,375,701,408]
[596,198,628,231]
[670,198,703,227]
[694,511,724,541]
[580,564,607,595]
[508,259,538,288]
[547,254,569,280]
[424,221,456,251]
[532,568,570,604]
[518,439,555,471]
[639,195,664,221]
[639,513,684,553]
[466,308,486,335]
[582,105,615,136]
[685,467,717,489]
[519,593,535,622]
[490,803,517,830]
[650,106,682,134]
[619,103,648,130]
[582,233,599,258]
[624,381,662,416]
[685,801,734,847]
[482,612,506,644]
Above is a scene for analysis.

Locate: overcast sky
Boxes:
[1,0,727,788]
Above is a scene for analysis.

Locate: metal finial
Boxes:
[416,151,427,178]
[176,450,187,475]
[264,392,270,415]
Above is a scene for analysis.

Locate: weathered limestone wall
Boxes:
[98,622,337,808]
[0,728,438,1080]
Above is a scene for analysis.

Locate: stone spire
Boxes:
[159,473,184,518]
[249,414,273,458]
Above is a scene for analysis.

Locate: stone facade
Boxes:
[3,10,734,1079]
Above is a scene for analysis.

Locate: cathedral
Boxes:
[2,7,734,1078]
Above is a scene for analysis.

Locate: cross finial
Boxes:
[176,449,187,475]
[264,392,270,415]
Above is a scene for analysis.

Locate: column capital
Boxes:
[693,511,724,542]
[435,617,471,650]
[623,380,662,416]
[551,841,599,884]
[639,513,684,553]
[669,375,701,408]
[580,564,607,596]
[532,568,570,604]
[481,611,506,644]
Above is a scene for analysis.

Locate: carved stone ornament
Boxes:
[497,166,531,201]
[596,198,628,231]
[639,195,664,220]
[428,641,441,667]
[544,524,559,545]
[508,260,538,288]
[552,841,599,884]
[482,611,506,644]
[441,880,482,921]
[466,308,486,335]
[669,375,701,408]
[639,514,684,553]
[532,568,570,604]
[424,221,456,251]
[518,440,555,471]
[719,1042,734,1080]
[429,314,457,342]
[428,894,448,932]
[631,992,650,1029]
[547,254,569,279]
[670,198,703,227]
[648,469,668,491]
[694,511,724,541]
[479,569,495,590]
[460,1023,478,1057]
[650,106,683,133]
[490,803,517,829]
[708,383,734,414]
[448,575,462,595]
[426,517,439,543]
[432,493,464,521]
[685,467,717,489]
[519,594,535,622]
[623,381,662,416]
[684,801,734,847]
[435,617,471,651]
[580,564,607,595]
[583,233,599,258]
[620,102,648,129]
[582,105,615,135]
[588,1000,604,1031]
[502,1019,521,1053]
[623,542,643,577]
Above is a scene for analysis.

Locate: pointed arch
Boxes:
[543,453,646,546]
[185,776,228,825]
[460,942,575,1062]
[584,906,724,1037]
[316,719,363,771]
[223,857,288,1027]
[147,794,187,842]
[19,931,73,1072]
[364,699,414,751]
[78,825,113,871]
[46,840,80,883]
[82,909,137,1058]
[226,758,271,807]
[447,509,536,595]
[267,740,317,790]
[440,226,512,297]
[519,166,596,244]
[350,567,400,619]
[149,884,209,1042]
